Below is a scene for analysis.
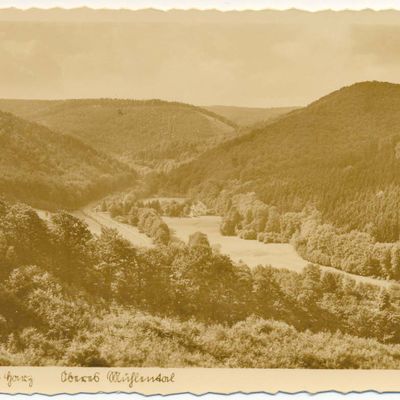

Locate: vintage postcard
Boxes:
[1,0,400,396]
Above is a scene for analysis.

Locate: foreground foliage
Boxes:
[3,311,400,369]
[1,200,400,367]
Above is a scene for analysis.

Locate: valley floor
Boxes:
[39,202,398,290]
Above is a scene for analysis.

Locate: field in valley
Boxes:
[163,215,397,288]
[164,216,307,271]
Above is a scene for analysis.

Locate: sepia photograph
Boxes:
[2,0,400,381]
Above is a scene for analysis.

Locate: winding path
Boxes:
[71,207,154,248]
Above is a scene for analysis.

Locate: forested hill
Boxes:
[0,110,134,210]
[0,99,238,171]
[164,81,400,242]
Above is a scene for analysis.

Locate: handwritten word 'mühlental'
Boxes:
[107,371,175,388]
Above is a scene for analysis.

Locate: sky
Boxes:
[2,0,400,11]
[1,1,400,106]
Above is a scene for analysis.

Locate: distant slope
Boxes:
[0,99,238,171]
[165,81,400,242]
[205,105,298,127]
[0,110,134,209]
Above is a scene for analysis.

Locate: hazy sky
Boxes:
[3,0,400,10]
[1,6,400,106]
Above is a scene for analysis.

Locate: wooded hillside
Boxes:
[0,110,134,209]
[165,82,400,242]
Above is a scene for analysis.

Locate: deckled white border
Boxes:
[1,393,399,399]
[2,0,400,12]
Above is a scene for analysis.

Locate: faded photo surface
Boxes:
[2,3,400,377]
